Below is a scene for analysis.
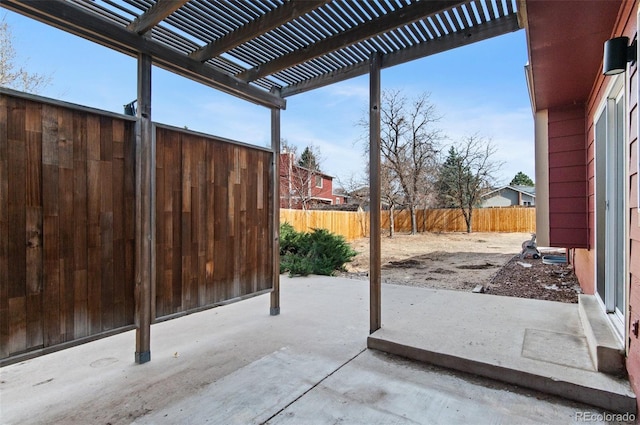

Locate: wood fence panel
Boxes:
[385,208,535,233]
[1,93,275,363]
[154,127,273,319]
[0,95,9,358]
[280,207,535,240]
[280,209,369,241]
[0,93,136,361]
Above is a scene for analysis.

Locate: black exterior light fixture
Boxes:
[603,36,637,75]
[124,100,137,116]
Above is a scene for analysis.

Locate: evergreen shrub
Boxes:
[279,223,356,277]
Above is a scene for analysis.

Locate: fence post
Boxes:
[134,52,153,364]
[369,53,381,334]
[270,90,281,316]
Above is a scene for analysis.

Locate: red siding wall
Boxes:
[547,106,588,248]
[626,13,640,408]
[312,176,334,202]
[628,11,640,397]
[578,0,640,409]
[279,152,336,209]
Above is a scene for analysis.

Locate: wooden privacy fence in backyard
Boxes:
[280,209,369,241]
[155,126,273,319]
[384,208,536,234]
[1,94,137,361]
[281,207,536,240]
[1,90,274,364]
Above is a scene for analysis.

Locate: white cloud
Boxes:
[319,81,370,107]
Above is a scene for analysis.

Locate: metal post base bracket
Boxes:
[135,351,151,364]
[270,307,281,316]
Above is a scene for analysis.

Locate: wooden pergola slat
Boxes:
[190,0,328,62]
[127,0,189,35]
[1,0,520,106]
[236,0,466,82]
[281,14,519,97]
[0,0,285,109]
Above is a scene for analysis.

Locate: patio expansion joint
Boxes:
[260,347,367,424]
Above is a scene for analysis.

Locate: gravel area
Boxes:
[487,253,580,303]
[339,232,581,304]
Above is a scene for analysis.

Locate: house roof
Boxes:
[481,185,536,199]
[2,0,520,109]
[316,203,361,212]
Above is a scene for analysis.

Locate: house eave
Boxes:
[522,0,622,112]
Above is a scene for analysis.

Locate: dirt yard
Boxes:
[339,232,581,303]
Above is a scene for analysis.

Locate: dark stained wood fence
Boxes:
[154,127,273,318]
[1,92,274,363]
[0,94,136,360]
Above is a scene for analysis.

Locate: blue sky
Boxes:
[8,10,533,186]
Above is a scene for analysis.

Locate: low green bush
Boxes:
[279,223,356,277]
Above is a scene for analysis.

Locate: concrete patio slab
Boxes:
[368,284,636,414]
[0,277,634,424]
[268,350,605,425]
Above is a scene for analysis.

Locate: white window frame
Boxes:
[594,74,628,339]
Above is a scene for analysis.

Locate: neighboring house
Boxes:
[342,185,398,212]
[481,185,536,207]
[345,185,372,211]
[279,152,346,209]
[523,0,640,400]
[331,187,350,206]
[315,203,362,212]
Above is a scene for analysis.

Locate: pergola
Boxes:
[1,0,520,363]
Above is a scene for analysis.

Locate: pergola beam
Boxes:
[0,0,285,109]
[127,0,189,35]
[237,0,465,83]
[190,0,328,63]
[281,14,520,97]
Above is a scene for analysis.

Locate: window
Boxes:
[315,175,323,188]
[335,198,341,204]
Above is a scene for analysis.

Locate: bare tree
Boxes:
[378,90,442,234]
[336,172,370,236]
[0,17,52,93]
[336,172,368,208]
[279,139,298,209]
[435,135,503,233]
[279,141,325,210]
[380,160,405,237]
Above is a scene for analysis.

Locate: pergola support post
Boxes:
[135,52,153,363]
[369,53,381,333]
[270,91,281,316]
